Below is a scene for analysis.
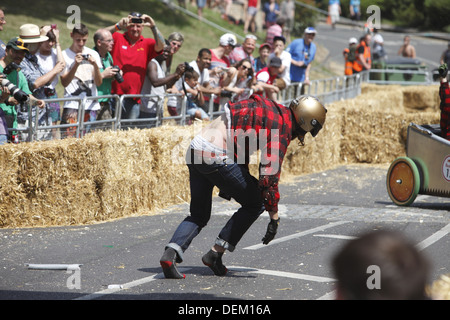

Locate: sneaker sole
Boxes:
[160,260,186,279]
[202,258,228,276]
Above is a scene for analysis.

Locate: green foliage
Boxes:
[292,0,319,37]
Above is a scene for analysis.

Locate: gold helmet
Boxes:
[289,95,327,137]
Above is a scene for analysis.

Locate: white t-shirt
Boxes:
[140,59,166,114]
[62,47,102,110]
[190,60,210,87]
[36,48,59,90]
[269,50,292,86]
[167,61,210,108]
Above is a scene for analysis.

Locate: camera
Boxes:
[3,62,21,75]
[184,62,194,73]
[81,54,90,60]
[131,17,143,24]
[44,86,56,97]
[1,62,29,103]
[1,77,29,103]
[112,65,124,83]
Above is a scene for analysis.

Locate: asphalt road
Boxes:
[0,164,449,304]
[313,21,447,74]
[0,23,449,308]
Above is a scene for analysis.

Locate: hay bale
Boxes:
[402,85,440,112]
[0,84,443,228]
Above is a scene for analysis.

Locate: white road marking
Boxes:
[317,222,450,300]
[244,221,352,250]
[317,290,336,300]
[416,222,450,251]
[313,234,357,240]
[74,268,192,300]
[228,266,336,283]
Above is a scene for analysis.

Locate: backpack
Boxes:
[347,45,357,62]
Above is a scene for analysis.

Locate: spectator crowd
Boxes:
[0,3,449,145]
[0,5,449,301]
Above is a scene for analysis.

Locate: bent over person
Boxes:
[160,94,327,279]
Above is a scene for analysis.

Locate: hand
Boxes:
[175,63,185,77]
[0,85,10,102]
[102,66,118,79]
[439,63,448,78]
[32,98,45,109]
[262,218,280,245]
[142,14,155,28]
[86,54,97,65]
[75,53,84,65]
[53,60,65,74]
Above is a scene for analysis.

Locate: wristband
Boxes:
[115,23,121,31]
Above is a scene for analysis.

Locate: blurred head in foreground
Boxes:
[332,229,429,300]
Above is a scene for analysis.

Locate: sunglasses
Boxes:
[241,65,251,70]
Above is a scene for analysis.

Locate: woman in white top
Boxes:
[36,25,65,137]
[223,58,263,102]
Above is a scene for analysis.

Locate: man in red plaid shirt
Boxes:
[160,94,327,279]
[439,63,450,140]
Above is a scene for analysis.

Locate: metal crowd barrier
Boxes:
[279,72,363,105]
[6,71,370,143]
[364,68,433,85]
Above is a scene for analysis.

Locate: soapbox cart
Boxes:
[386,123,450,206]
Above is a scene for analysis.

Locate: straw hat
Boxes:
[19,24,48,43]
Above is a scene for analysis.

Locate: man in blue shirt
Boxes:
[286,27,317,88]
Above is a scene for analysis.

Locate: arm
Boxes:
[32,26,66,89]
[91,56,103,87]
[198,82,222,96]
[410,46,416,59]
[60,54,82,88]
[105,17,128,34]
[142,14,165,53]
[148,61,184,88]
[31,64,65,90]
[357,52,370,70]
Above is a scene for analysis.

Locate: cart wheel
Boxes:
[386,157,420,206]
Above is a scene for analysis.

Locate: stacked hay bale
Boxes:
[0,84,441,228]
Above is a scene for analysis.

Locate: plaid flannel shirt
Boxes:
[226,94,295,212]
[440,81,450,140]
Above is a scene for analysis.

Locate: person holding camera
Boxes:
[60,24,102,137]
[93,28,122,121]
[19,24,64,141]
[106,12,165,120]
[0,37,45,143]
[36,25,66,139]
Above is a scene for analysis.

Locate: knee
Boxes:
[185,215,209,229]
